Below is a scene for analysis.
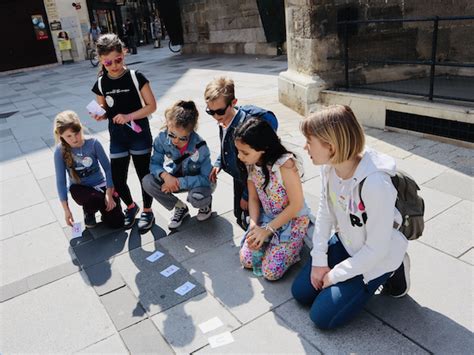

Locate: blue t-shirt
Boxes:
[54,138,113,201]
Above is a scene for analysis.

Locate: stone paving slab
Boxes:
[84,260,126,296]
[0,213,14,241]
[114,240,206,316]
[100,285,147,331]
[275,299,428,354]
[460,248,473,264]
[72,226,166,268]
[119,319,174,354]
[0,272,116,353]
[396,155,448,185]
[8,201,56,235]
[418,185,462,221]
[424,170,474,201]
[0,222,72,286]
[0,173,45,215]
[157,212,242,263]
[196,311,320,354]
[75,334,128,354]
[182,236,305,324]
[421,200,472,257]
[151,292,241,354]
[368,241,474,354]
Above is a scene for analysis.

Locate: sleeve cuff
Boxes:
[310,250,328,267]
[178,177,187,189]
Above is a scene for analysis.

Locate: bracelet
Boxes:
[127,113,134,122]
[263,223,276,235]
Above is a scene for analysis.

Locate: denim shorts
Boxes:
[109,124,152,158]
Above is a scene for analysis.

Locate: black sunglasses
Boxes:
[205,103,230,116]
[168,131,189,142]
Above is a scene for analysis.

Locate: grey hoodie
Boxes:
[311,147,408,284]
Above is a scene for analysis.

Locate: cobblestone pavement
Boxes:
[0,45,472,354]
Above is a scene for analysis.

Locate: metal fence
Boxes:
[338,15,474,102]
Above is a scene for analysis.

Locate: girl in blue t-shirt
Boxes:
[53,110,124,229]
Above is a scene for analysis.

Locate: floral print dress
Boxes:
[240,154,312,280]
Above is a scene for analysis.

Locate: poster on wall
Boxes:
[32,14,49,40]
[58,31,72,51]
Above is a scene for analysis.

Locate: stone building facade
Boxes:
[178,0,282,55]
[279,0,474,115]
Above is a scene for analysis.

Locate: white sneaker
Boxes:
[196,203,212,221]
[168,205,189,229]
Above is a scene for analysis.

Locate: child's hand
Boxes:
[209,167,221,183]
[104,191,116,212]
[246,226,271,250]
[310,266,330,290]
[161,174,179,193]
[64,209,74,227]
[322,273,333,289]
[239,198,248,211]
[112,113,131,125]
[90,113,106,121]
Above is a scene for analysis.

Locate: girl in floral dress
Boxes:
[234,118,313,280]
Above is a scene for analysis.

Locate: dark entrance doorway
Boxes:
[1,0,57,72]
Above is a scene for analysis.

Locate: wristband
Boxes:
[263,223,276,235]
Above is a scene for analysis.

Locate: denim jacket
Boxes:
[150,130,212,190]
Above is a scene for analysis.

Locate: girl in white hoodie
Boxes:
[292,105,410,329]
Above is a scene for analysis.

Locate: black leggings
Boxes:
[111,153,153,209]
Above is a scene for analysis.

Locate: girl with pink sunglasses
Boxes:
[91,34,157,233]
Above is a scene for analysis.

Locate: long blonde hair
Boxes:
[53,110,83,182]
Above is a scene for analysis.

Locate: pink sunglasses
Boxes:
[103,56,123,67]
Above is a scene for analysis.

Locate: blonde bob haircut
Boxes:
[300,105,365,164]
[204,76,235,105]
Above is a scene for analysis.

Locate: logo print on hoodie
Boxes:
[349,200,367,227]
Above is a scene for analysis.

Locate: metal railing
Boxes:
[338,15,474,102]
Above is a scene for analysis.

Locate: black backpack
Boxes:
[359,171,425,240]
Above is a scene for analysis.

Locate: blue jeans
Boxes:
[292,234,391,329]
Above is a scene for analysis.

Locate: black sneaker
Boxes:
[138,212,155,233]
[168,205,189,229]
[124,204,140,229]
[84,212,97,229]
[384,254,411,298]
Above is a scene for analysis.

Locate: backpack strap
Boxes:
[97,76,103,96]
[358,178,367,209]
[358,175,401,230]
[173,140,206,165]
[130,69,145,107]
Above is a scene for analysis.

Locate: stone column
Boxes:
[278,0,344,115]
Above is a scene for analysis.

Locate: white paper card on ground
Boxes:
[72,222,82,238]
[86,100,106,116]
[160,265,180,277]
[146,250,165,263]
[174,281,195,296]
[198,317,224,334]
[208,331,234,348]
